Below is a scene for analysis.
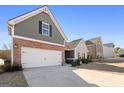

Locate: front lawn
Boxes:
[0,71,28,87]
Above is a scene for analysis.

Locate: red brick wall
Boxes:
[13,38,65,68]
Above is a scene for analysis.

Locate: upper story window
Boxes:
[39,21,52,37]
[42,22,49,36]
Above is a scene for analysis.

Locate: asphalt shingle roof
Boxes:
[65,39,82,50]
[86,37,101,45]
[103,43,115,47]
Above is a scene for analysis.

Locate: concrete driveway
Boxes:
[23,65,97,87]
[23,60,124,87]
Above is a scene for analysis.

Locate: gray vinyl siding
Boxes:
[14,12,64,45]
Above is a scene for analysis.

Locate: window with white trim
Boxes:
[42,22,50,36]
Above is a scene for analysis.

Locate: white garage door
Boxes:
[21,47,62,68]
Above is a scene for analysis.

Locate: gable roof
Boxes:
[103,43,115,47]
[7,6,67,40]
[65,38,83,50]
[86,37,102,45]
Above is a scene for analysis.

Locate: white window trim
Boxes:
[42,21,50,36]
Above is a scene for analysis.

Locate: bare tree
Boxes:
[8,43,11,49]
[3,44,9,50]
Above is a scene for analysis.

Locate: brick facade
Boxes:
[13,38,65,68]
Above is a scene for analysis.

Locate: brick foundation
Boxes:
[13,38,65,68]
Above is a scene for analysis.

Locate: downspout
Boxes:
[11,25,14,67]
[62,40,65,66]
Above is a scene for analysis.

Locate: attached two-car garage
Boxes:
[21,47,62,68]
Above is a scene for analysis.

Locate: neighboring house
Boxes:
[65,38,89,61]
[103,43,115,58]
[7,6,67,68]
[86,37,104,59]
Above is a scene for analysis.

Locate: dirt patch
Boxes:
[74,62,124,86]
[0,71,28,87]
[105,63,124,68]
[77,62,124,73]
[73,68,124,87]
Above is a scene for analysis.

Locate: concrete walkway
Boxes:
[23,65,97,87]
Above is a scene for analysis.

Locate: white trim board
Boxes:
[65,47,76,50]
[13,35,65,47]
[8,6,67,41]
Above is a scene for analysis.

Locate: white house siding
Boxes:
[74,40,89,59]
[103,46,115,58]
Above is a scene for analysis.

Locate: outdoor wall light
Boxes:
[14,43,19,48]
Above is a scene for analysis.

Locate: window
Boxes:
[39,21,52,37]
[42,22,50,36]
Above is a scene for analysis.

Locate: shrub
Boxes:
[12,65,22,71]
[71,60,76,67]
[0,59,23,72]
[87,55,92,63]
[71,58,81,67]
[0,59,12,73]
[4,59,11,72]
[81,55,92,64]
[4,60,22,72]
[84,59,89,64]
[75,59,80,66]
[87,55,90,60]
[66,59,72,64]
[81,56,85,63]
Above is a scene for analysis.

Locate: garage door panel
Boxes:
[21,47,62,68]
[22,48,43,68]
[40,50,61,66]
